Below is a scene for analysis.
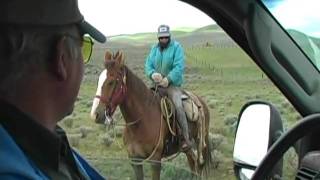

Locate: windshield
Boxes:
[261,0,320,70]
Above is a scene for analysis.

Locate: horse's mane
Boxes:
[124,65,158,102]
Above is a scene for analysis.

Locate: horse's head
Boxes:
[91,50,127,125]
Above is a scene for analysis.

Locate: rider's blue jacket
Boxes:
[145,40,185,87]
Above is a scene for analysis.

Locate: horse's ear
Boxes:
[117,51,125,65]
[113,51,120,60]
[105,50,113,62]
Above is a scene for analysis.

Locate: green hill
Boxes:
[105,24,236,48]
[288,29,320,68]
[193,24,221,32]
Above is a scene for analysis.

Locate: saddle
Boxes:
[151,87,205,156]
[151,87,202,122]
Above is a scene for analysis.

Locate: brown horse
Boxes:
[91,50,212,180]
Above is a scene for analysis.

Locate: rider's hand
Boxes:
[159,77,169,88]
[151,73,163,83]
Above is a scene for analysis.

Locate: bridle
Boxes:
[95,67,141,127]
[95,67,127,117]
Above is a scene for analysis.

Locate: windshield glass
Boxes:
[261,0,320,70]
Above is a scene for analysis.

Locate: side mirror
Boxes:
[233,101,284,179]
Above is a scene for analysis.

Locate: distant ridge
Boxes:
[107,24,219,39]
[104,24,237,48]
[193,24,221,32]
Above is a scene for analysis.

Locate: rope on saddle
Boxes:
[160,96,176,136]
[162,151,181,162]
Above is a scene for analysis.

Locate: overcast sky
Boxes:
[263,0,320,37]
[79,0,320,38]
[78,0,214,36]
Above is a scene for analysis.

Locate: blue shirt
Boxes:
[0,101,105,180]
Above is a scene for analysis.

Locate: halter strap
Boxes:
[94,67,127,117]
[95,95,108,104]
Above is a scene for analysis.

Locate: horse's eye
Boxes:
[108,81,114,86]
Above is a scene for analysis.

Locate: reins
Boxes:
[114,118,140,127]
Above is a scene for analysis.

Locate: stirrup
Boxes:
[181,141,192,152]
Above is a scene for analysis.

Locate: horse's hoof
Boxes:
[199,154,204,165]
[181,143,192,152]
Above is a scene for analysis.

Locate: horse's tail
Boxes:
[201,129,213,176]
[198,96,213,177]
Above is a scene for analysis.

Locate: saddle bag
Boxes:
[182,91,202,122]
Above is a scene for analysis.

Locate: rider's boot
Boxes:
[177,107,192,152]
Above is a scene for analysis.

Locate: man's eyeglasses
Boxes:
[82,36,93,64]
[66,34,94,64]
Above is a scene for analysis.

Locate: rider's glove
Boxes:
[151,73,163,83]
[159,77,169,88]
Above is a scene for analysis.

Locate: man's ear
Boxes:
[51,36,68,81]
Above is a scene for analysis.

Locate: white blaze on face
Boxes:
[90,69,107,120]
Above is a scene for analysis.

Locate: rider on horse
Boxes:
[145,24,192,151]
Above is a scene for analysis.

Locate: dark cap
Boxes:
[0,0,106,43]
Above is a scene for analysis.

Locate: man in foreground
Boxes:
[0,0,106,179]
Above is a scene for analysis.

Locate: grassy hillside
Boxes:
[60,24,300,179]
[106,24,236,48]
[288,29,320,68]
[193,24,222,32]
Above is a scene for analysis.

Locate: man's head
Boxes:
[0,0,105,43]
[157,25,171,49]
[0,0,106,127]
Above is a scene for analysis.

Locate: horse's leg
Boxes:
[185,150,198,173]
[131,163,144,180]
[151,161,161,180]
[186,152,203,180]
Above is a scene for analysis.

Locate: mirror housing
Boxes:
[233,101,284,179]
